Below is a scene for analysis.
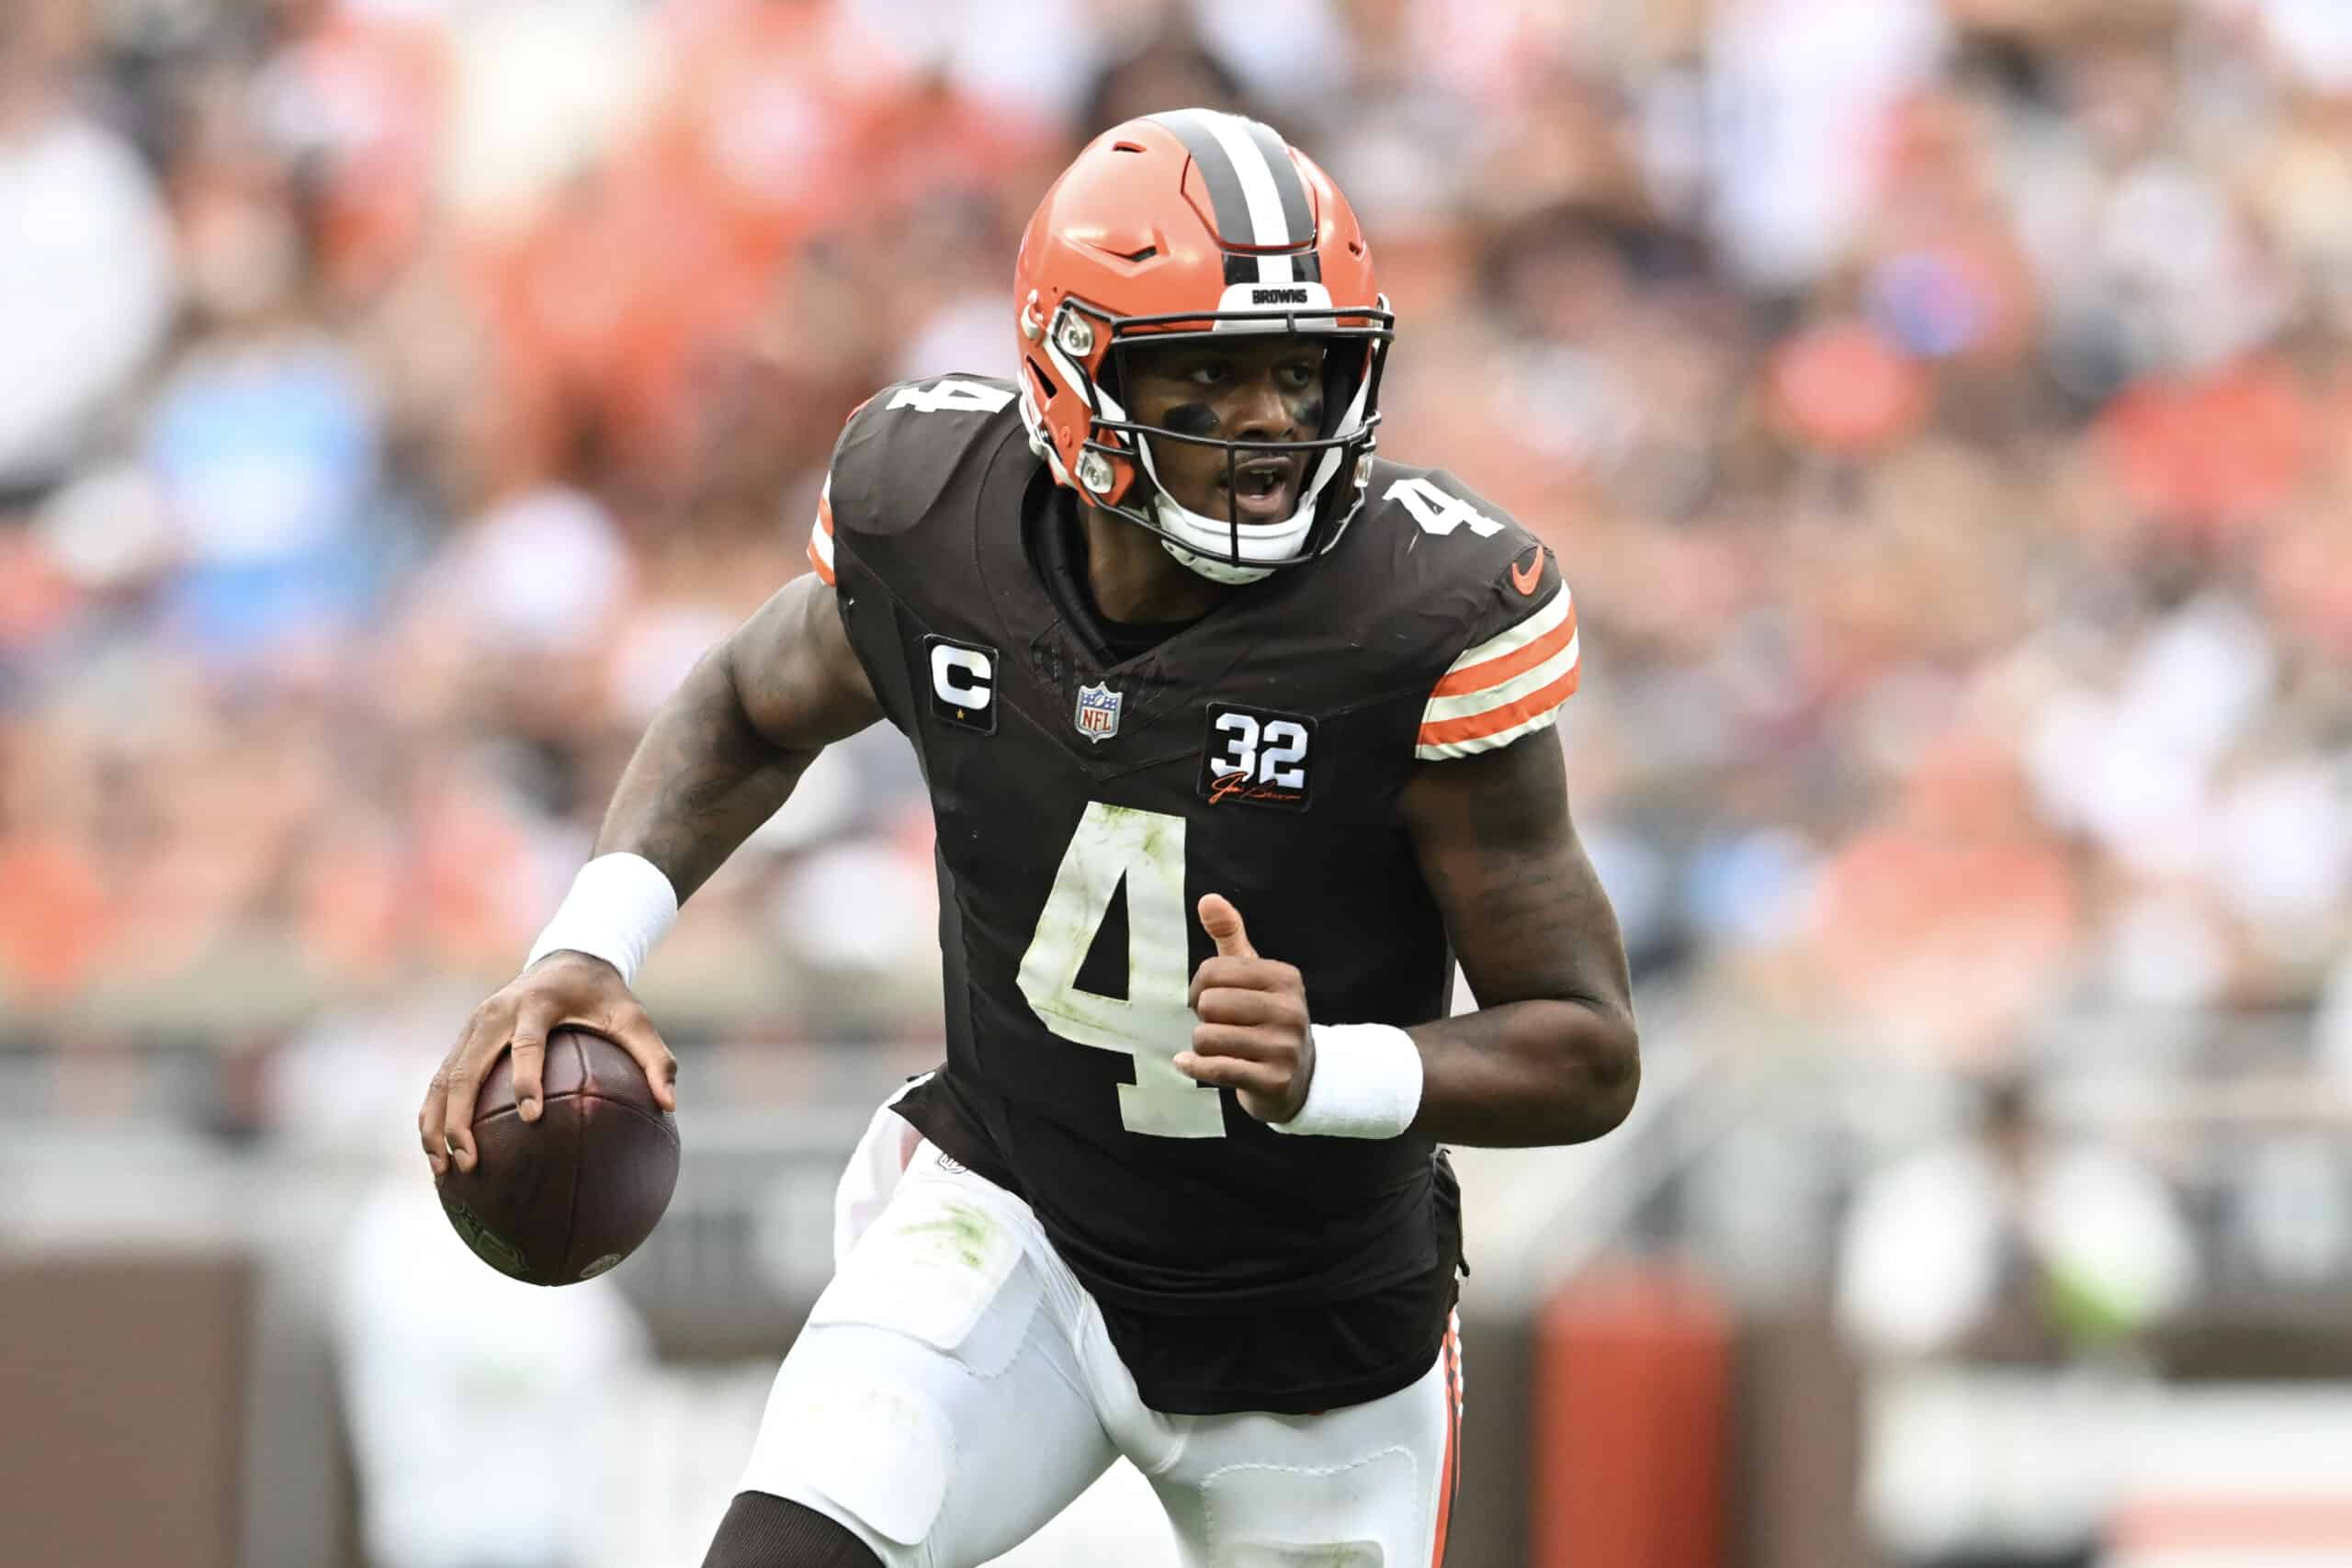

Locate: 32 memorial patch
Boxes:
[1198,703,1316,811]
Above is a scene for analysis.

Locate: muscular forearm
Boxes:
[594,647,817,901]
[1407,998,1640,1147]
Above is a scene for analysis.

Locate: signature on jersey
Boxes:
[1206,770,1306,808]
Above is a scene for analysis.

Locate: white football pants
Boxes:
[737,1100,1464,1567]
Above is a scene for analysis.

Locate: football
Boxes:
[436,1027,680,1286]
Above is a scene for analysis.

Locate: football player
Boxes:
[422,107,1638,1568]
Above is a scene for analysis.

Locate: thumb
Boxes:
[1198,893,1256,960]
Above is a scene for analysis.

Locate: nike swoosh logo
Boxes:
[1510,550,1544,596]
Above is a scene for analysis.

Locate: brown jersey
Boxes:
[807,374,1580,1413]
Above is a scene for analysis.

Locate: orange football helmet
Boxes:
[1013,109,1394,583]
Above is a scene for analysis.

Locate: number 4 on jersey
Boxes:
[1386,475,1503,537]
[1015,803,1225,1139]
[888,378,1017,415]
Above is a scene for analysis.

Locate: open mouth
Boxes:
[1219,456,1302,524]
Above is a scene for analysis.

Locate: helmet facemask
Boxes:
[1022,296,1394,585]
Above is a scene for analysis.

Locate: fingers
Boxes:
[1174,1049,1287,1098]
[424,962,677,1182]
[1186,954,1301,1011]
[1197,893,1256,960]
[605,1002,679,1112]
[1191,986,1301,1030]
[425,1006,503,1175]
[433,1005,505,1175]
[1182,908,1311,1124]
[418,1070,450,1179]
[508,1001,556,1123]
[1185,1022,1292,1062]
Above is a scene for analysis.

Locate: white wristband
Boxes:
[1270,1022,1425,1140]
[525,852,679,985]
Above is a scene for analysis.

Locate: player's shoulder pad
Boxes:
[1354,458,1580,761]
[807,374,1024,587]
[1357,457,1544,597]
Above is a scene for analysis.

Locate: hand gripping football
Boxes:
[436,1028,681,1285]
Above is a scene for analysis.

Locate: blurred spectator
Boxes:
[0,0,2336,1173]
[1840,1075,2195,1360]
[144,204,389,666]
[0,0,175,506]
[336,1167,654,1568]
[4,3,2350,1561]
[1839,1074,2196,1568]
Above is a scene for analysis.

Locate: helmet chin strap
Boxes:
[1131,424,1314,585]
[1130,345,1380,585]
[1159,531,1275,585]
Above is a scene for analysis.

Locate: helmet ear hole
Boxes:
[1025,355,1056,407]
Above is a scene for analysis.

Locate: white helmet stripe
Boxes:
[1191,111,1295,282]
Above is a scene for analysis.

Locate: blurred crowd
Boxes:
[4,0,2350,1122]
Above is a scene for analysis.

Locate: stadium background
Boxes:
[6,0,2351,1563]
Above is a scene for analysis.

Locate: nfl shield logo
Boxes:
[1074,682,1122,742]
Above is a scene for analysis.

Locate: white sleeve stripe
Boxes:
[810,515,835,570]
[1413,699,1570,761]
[1421,634,1579,724]
[1441,584,1571,673]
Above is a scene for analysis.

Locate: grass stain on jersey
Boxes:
[1134,811,1177,865]
[899,1201,996,1269]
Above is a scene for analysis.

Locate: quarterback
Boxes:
[423,108,1638,1567]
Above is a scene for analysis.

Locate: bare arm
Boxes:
[1180,730,1639,1148]
[599,571,884,898]
[421,571,881,1177]
[1395,734,1639,1146]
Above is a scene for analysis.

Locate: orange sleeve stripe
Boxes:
[1417,663,1580,747]
[1430,1323,1461,1566]
[807,535,835,584]
[817,488,835,537]
[1429,603,1578,698]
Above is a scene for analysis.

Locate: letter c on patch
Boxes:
[931,645,993,708]
[925,636,999,732]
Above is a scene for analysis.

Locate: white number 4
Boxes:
[1386,476,1503,537]
[1015,804,1224,1138]
[888,378,1017,415]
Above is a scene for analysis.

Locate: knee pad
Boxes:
[702,1491,885,1568]
[761,1371,956,1547]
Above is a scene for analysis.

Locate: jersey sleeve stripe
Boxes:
[1431,583,1571,682]
[1421,632,1578,724]
[1429,597,1577,698]
[808,479,837,584]
[1414,663,1580,758]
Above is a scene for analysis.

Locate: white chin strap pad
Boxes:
[1136,434,1315,582]
[1153,484,1306,572]
[1160,534,1273,584]
[1132,338,1382,584]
